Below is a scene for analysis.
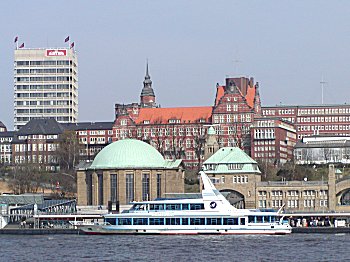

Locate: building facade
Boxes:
[14,48,78,130]
[203,145,350,212]
[250,117,297,165]
[63,122,114,161]
[113,69,262,167]
[11,118,64,171]
[77,139,184,206]
[0,131,15,165]
[262,104,350,140]
[294,135,350,164]
[202,147,262,209]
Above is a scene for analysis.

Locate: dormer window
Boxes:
[121,119,127,126]
[143,120,150,124]
[228,163,243,170]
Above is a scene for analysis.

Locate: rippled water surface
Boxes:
[1,234,350,261]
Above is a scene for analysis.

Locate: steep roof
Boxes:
[245,86,256,108]
[17,118,65,135]
[0,121,6,129]
[203,147,261,174]
[0,131,16,138]
[135,106,212,124]
[214,85,256,108]
[214,86,225,106]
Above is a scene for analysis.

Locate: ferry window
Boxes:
[248,216,255,223]
[182,204,189,210]
[118,218,132,225]
[190,204,204,210]
[166,204,181,210]
[256,216,263,223]
[206,218,222,225]
[105,218,116,225]
[149,218,164,225]
[271,216,276,222]
[150,204,164,211]
[263,216,270,223]
[133,218,148,225]
[190,218,205,225]
[166,218,181,225]
[239,218,246,225]
[223,218,238,225]
[182,218,189,225]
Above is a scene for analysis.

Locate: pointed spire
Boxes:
[145,59,150,79]
[140,61,156,107]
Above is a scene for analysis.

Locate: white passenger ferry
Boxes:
[82,171,291,235]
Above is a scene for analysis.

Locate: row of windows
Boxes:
[16,100,72,106]
[16,60,72,66]
[16,76,73,82]
[298,125,350,132]
[16,68,72,74]
[105,216,272,226]
[258,190,328,198]
[16,84,72,90]
[213,114,252,124]
[298,116,350,123]
[16,109,71,114]
[16,92,71,98]
[14,154,58,164]
[298,108,350,115]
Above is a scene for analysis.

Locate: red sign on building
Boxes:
[46,49,67,56]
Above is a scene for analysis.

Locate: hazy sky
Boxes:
[1,1,350,129]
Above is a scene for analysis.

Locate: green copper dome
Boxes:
[89,139,166,169]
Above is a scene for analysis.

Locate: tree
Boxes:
[9,164,50,194]
[56,130,82,172]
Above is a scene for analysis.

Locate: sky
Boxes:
[1,1,350,129]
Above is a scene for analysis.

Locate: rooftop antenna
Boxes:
[233,59,241,76]
[320,76,327,104]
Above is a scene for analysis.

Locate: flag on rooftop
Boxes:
[14,36,18,43]
[65,36,70,42]
[70,42,74,49]
[19,43,24,48]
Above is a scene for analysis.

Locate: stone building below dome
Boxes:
[77,139,184,206]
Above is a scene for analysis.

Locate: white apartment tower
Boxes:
[14,48,78,130]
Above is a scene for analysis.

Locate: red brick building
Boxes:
[113,65,262,167]
[262,104,350,140]
[250,117,297,165]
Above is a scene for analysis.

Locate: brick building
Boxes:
[7,118,114,170]
[63,122,114,161]
[113,65,262,168]
[250,117,297,165]
[212,77,261,153]
[262,104,350,140]
[11,118,64,171]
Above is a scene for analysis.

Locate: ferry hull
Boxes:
[81,226,292,235]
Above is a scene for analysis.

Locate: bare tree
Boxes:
[56,130,82,172]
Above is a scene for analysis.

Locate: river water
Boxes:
[0,233,349,261]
